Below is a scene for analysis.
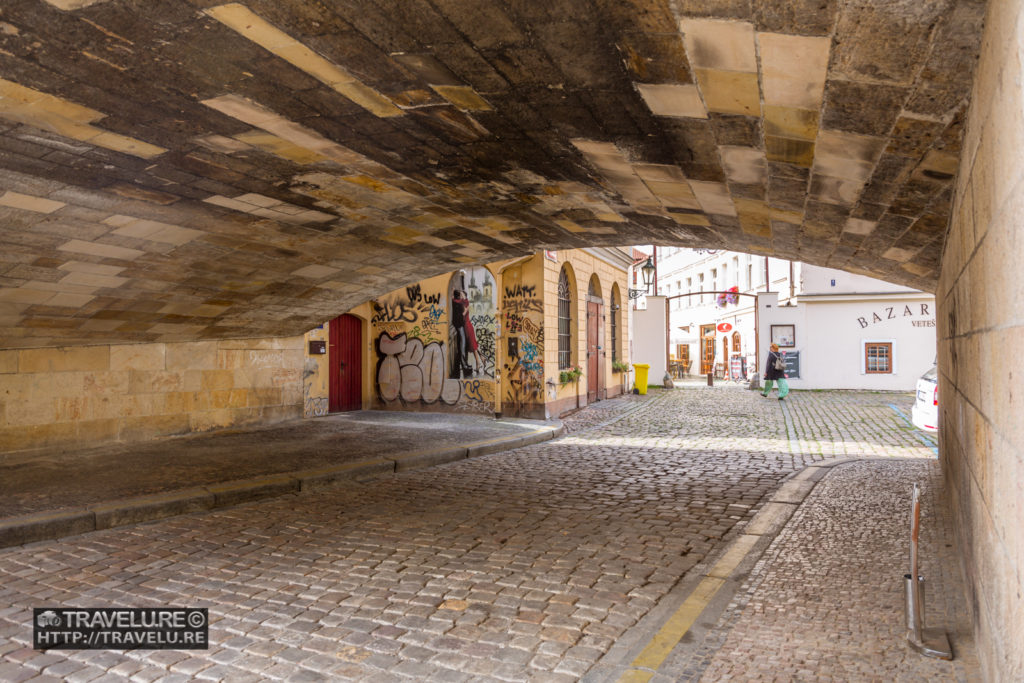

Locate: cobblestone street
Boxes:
[0,386,972,681]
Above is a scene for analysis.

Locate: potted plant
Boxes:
[559,365,583,385]
[612,360,630,373]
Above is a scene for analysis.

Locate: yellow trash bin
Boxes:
[632,363,650,395]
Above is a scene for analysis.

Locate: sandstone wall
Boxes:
[0,338,304,455]
[542,251,630,418]
[940,1,1024,679]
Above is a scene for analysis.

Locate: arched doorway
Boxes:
[329,313,362,412]
[700,325,716,375]
[587,275,604,403]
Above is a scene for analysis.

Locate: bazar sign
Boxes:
[856,303,933,329]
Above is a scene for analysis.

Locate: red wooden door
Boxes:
[329,314,362,412]
[587,301,600,403]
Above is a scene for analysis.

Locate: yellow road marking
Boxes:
[744,502,794,535]
[708,534,760,578]
[627,576,726,673]
[618,669,654,683]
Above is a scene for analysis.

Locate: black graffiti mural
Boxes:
[371,285,445,325]
[470,314,496,377]
[502,281,544,415]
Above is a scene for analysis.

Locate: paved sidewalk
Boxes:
[695,457,979,682]
[0,409,564,547]
[587,456,979,682]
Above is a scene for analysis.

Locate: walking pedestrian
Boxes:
[762,343,790,400]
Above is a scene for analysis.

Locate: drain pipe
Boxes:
[904,483,952,659]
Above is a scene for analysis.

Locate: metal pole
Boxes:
[904,483,952,659]
[910,483,920,587]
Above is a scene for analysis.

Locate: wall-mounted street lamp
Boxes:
[628,256,656,300]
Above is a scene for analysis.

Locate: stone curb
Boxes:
[584,455,862,682]
[0,421,564,550]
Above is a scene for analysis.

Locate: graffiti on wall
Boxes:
[302,357,328,417]
[372,285,444,326]
[502,275,545,415]
[453,378,496,413]
[376,332,462,405]
[370,273,496,415]
[304,396,328,417]
[370,282,445,339]
[470,315,496,377]
[448,267,497,380]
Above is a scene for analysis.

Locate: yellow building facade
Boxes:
[303,247,633,420]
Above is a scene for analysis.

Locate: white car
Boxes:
[911,366,938,432]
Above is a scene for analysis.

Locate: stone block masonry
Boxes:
[0,337,304,454]
[939,1,1024,679]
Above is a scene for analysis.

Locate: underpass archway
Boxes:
[0,1,1019,678]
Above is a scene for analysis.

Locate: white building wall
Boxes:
[756,292,806,384]
[757,292,936,390]
[801,296,936,390]
[633,295,668,383]
[799,263,918,295]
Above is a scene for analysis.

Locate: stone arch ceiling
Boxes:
[0,0,984,348]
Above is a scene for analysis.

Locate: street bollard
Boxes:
[706,372,713,386]
[904,483,953,660]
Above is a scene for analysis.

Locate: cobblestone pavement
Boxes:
[692,458,978,683]
[559,392,652,433]
[0,387,967,681]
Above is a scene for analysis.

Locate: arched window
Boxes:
[558,267,572,370]
[610,285,620,363]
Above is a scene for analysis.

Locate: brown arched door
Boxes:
[328,313,362,412]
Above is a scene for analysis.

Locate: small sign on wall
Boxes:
[308,340,326,355]
[781,351,800,378]
[544,250,557,262]
[770,324,795,347]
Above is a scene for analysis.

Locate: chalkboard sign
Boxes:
[780,351,800,378]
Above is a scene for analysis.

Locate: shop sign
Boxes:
[857,303,933,329]
[716,322,732,333]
